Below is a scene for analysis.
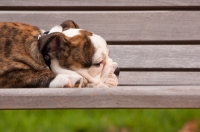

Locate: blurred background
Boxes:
[0,109,199,132]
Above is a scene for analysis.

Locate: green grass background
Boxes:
[0,109,199,132]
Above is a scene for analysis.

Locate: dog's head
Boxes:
[39,20,119,88]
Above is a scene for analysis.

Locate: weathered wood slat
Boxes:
[109,45,200,68]
[0,1,199,110]
[0,86,200,109]
[1,0,200,6]
[0,11,200,41]
[119,72,200,85]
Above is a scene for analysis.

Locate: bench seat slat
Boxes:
[119,72,200,85]
[0,86,200,109]
[0,11,200,41]
[1,0,200,7]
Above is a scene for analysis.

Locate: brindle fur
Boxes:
[0,22,55,87]
[0,21,94,88]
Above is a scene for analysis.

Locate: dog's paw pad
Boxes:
[64,81,72,88]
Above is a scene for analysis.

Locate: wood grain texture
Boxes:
[0,86,200,109]
[109,45,200,68]
[0,2,200,110]
[119,72,200,85]
[0,11,200,41]
[1,0,200,6]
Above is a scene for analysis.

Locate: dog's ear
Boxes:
[61,20,79,31]
[39,32,67,55]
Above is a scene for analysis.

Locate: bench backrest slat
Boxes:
[119,72,200,86]
[109,45,200,69]
[1,0,200,7]
[0,12,200,41]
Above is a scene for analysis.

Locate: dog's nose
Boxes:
[114,67,120,77]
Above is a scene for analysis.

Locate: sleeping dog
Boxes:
[0,20,119,88]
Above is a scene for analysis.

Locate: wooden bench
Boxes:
[0,0,200,109]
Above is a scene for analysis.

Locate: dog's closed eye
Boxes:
[93,61,103,67]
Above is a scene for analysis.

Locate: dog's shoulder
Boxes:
[0,22,42,42]
[0,22,48,87]
[0,22,44,61]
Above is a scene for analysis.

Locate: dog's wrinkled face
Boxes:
[39,21,119,88]
[68,29,119,87]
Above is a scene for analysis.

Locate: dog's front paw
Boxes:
[49,74,83,88]
[49,74,71,88]
[66,74,86,88]
[104,73,118,87]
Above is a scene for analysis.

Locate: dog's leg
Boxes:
[0,69,82,88]
[49,74,82,88]
[0,69,55,88]
[50,59,86,87]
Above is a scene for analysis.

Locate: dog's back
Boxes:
[0,22,55,87]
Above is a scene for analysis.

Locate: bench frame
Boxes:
[1,0,200,109]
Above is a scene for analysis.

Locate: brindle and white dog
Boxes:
[0,20,119,88]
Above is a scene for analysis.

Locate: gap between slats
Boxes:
[119,68,200,72]
[107,40,200,45]
[1,6,200,11]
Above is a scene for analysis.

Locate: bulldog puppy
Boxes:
[40,21,120,88]
[0,20,119,88]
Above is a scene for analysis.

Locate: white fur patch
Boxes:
[50,59,79,75]
[49,74,70,88]
[40,29,45,34]
[50,59,83,88]
[37,35,41,40]
[63,28,81,37]
[90,34,107,51]
[38,29,46,40]
[86,34,118,88]
[89,34,108,62]
[49,25,63,34]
